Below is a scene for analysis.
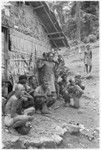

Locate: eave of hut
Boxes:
[30,1,69,48]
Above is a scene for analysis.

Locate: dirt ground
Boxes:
[55,42,100,148]
[2,42,99,149]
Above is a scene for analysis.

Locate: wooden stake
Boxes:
[76,2,81,53]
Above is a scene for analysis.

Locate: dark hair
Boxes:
[19,75,27,81]
[15,125,31,135]
[43,52,46,57]
[75,74,81,78]
[2,80,13,93]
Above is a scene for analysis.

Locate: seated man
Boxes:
[67,78,84,108]
[2,97,7,115]
[74,74,85,90]
[43,52,48,61]
[2,80,13,115]
[2,81,8,115]
[2,80,8,99]
[57,55,65,66]
[58,74,70,106]
[4,84,35,134]
[15,75,34,109]
[34,83,51,114]
[28,76,38,97]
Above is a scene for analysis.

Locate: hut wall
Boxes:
[2,2,51,81]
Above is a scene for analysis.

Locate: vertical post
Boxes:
[76,1,81,53]
[35,45,37,70]
[4,28,9,81]
[34,45,39,85]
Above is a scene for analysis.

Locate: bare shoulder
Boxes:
[9,95,17,102]
[34,86,41,92]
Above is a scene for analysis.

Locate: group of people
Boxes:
[2,44,92,135]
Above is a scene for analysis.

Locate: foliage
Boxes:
[62,19,77,40]
[47,1,99,41]
[81,1,99,16]
[82,34,97,44]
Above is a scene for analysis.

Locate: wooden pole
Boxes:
[76,1,81,53]
[4,28,9,81]
[35,45,39,85]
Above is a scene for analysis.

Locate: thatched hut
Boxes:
[2,1,69,83]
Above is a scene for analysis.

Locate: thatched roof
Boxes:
[30,1,69,48]
[2,1,69,48]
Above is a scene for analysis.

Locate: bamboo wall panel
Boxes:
[2,2,51,82]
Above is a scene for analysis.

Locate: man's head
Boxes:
[61,74,67,81]
[42,82,48,91]
[58,55,64,64]
[75,74,82,84]
[58,55,62,59]
[51,49,55,54]
[86,44,90,51]
[29,76,33,82]
[19,75,27,84]
[43,52,49,61]
[29,76,37,88]
[15,84,25,97]
[48,53,54,61]
[2,80,6,87]
[75,73,81,79]
[69,78,75,85]
[43,52,46,60]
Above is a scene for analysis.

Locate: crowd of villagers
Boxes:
[2,49,85,135]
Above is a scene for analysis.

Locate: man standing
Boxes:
[37,53,56,96]
[84,44,92,75]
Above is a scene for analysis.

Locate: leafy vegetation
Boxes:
[47,1,99,42]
